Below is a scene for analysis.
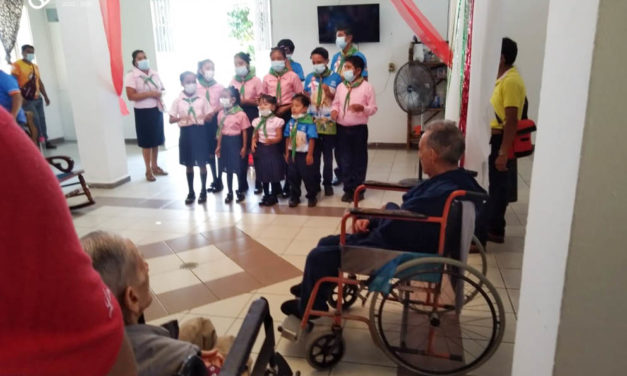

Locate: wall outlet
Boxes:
[388,62,396,72]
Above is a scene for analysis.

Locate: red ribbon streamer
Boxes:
[458,0,475,166]
[390,0,452,67]
[99,0,129,115]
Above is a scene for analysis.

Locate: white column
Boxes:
[56,0,129,186]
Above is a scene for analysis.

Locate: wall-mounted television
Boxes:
[317,4,380,44]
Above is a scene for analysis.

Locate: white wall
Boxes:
[512,0,600,374]
[270,0,449,144]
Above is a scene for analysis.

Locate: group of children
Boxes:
[168,28,377,207]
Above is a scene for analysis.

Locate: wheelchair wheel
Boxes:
[327,280,359,310]
[462,235,488,305]
[369,257,505,376]
[306,331,345,370]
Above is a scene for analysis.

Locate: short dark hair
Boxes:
[345,55,365,72]
[179,71,196,83]
[21,44,34,52]
[131,49,145,66]
[225,86,241,106]
[336,25,353,36]
[197,59,214,75]
[310,47,329,60]
[270,47,286,59]
[259,94,278,107]
[292,93,310,108]
[277,39,295,54]
[501,37,518,65]
[234,52,251,65]
[423,120,465,165]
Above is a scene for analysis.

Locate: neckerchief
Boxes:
[141,74,160,90]
[314,68,332,108]
[270,68,288,105]
[337,44,359,73]
[182,96,199,124]
[198,76,217,103]
[234,67,256,98]
[343,77,364,114]
[289,114,313,159]
[254,114,273,138]
[217,105,243,136]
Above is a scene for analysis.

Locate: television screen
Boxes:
[317,4,380,44]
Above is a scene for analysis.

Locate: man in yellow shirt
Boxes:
[12,44,55,149]
[487,37,526,243]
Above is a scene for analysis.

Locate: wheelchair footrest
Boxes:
[278,315,302,342]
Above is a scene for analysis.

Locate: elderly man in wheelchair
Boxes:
[279,120,505,375]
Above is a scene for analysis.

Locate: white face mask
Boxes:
[343,69,355,82]
[258,108,272,117]
[137,59,150,71]
[25,53,35,62]
[220,98,232,108]
[286,54,293,60]
[183,83,197,95]
[235,66,248,77]
[203,70,214,81]
[313,64,326,74]
[271,60,286,71]
[292,113,305,120]
[336,36,347,50]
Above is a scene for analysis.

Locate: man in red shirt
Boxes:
[0,106,136,375]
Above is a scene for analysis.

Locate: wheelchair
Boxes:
[279,182,505,376]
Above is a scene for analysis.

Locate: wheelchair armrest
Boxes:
[46,156,75,173]
[348,207,428,221]
[363,180,414,191]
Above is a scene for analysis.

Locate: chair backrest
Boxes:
[443,200,476,262]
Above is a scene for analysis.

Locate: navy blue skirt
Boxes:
[134,107,164,148]
[179,125,210,166]
[205,117,218,159]
[219,134,244,174]
[254,142,285,183]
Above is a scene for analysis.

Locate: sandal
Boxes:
[146,172,156,182]
[152,166,169,176]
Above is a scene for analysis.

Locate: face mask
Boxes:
[286,54,293,60]
[292,113,305,120]
[271,60,285,71]
[203,70,214,81]
[235,66,248,77]
[336,36,347,50]
[313,64,326,74]
[25,53,35,62]
[343,69,355,82]
[137,59,150,71]
[258,108,272,117]
[183,83,197,95]
[220,98,232,108]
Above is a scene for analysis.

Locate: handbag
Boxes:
[495,97,537,158]
[20,70,38,100]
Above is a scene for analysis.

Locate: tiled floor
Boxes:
[57,142,530,375]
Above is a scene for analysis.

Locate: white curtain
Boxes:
[0,0,24,64]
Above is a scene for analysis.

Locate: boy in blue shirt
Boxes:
[284,94,318,207]
[278,39,305,82]
[304,47,342,197]
[330,26,368,81]
[0,69,26,126]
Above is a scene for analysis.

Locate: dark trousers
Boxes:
[23,97,48,140]
[287,152,318,200]
[314,134,336,187]
[299,235,343,314]
[487,134,518,236]
[337,124,368,193]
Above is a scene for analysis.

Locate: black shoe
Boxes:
[341,192,353,202]
[281,299,302,318]
[45,142,57,149]
[290,284,302,298]
[324,185,334,196]
[210,181,223,193]
[236,192,246,203]
[259,195,268,206]
[224,193,233,203]
[308,198,317,207]
[332,177,342,186]
[197,193,207,204]
[288,198,300,208]
[185,193,195,205]
[264,195,278,206]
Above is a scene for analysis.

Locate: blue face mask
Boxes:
[25,53,35,62]
[271,60,285,71]
[137,59,150,71]
[343,69,355,82]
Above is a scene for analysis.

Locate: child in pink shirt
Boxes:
[331,55,377,202]
[216,86,251,203]
[169,72,213,205]
[251,94,285,206]
[263,47,304,124]
[197,59,224,193]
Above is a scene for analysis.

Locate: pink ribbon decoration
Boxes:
[390,0,453,67]
[99,0,129,115]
